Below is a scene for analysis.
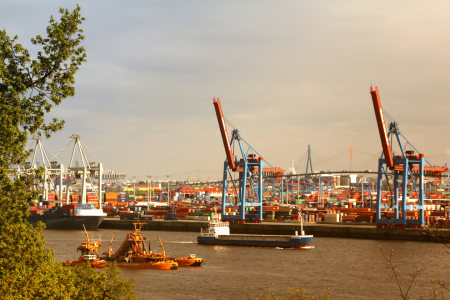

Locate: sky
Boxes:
[2,1,450,182]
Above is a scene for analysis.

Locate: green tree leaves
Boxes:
[0,6,136,299]
[0,5,86,167]
[71,263,136,300]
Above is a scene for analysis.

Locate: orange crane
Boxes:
[370,86,394,169]
[213,98,236,171]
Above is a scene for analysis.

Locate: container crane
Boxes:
[370,86,448,228]
[213,98,284,223]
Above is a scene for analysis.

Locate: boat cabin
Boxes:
[82,254,98,261]
[200,221,230,237]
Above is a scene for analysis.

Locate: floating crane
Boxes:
[213,98,284,223]
[370,86,448,228]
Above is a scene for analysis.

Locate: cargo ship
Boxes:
[27,203,106,229]
[197,220,313,248]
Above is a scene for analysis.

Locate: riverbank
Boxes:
[99,218,443,242]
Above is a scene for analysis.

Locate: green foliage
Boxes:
[0,6,136,299]
[0,5,86,166]
[246,283,334,300]
[71,263,135,300]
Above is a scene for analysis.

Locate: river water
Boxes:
[43,228,450,299]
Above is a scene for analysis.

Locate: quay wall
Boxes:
[100,219,436,242]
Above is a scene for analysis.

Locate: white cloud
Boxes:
[4,0,450,179]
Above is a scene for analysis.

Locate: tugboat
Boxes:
[103,221,178,270]
[62,225,106,268]
[170,254,203,267]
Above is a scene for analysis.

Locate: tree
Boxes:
[0,6,135,299]
[0,6,86,165]
[71,263,136,300]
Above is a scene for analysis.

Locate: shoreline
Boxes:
[99,218,442,243]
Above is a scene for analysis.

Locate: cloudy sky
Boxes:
[2,1,450,182]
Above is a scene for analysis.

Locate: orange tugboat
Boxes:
[103,221,178,270]
[170,254,203,267]
[62,225,106,268]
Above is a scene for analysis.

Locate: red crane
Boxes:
[370,86,394,168]
[213,98,236,171]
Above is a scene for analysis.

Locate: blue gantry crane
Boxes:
[370,86,447,228]
[213,98,284,223]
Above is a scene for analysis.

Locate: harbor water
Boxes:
[44,229,450,299]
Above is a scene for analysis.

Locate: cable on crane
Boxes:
[80,140,110,171]
[42,141,66,165]
[47,139,75,162]
[382,108,396,124]
[224,116,237,131]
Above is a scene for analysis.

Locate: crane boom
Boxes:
[83,224,89,242]
[213,98,236,171]
[108,233,114,256]
[158,236,165,262]
[370,86,394,168]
